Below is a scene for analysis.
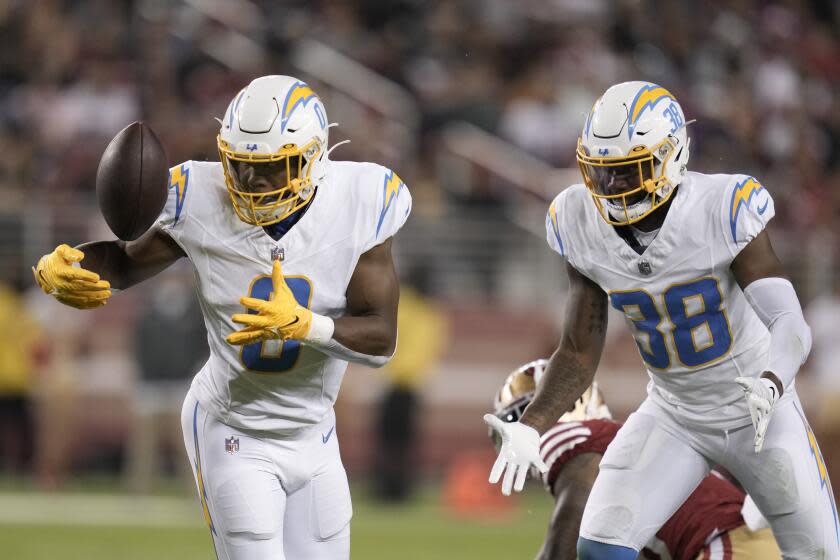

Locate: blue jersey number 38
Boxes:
[610,277,732,369]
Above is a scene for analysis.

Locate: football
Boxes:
[96,121,169,241]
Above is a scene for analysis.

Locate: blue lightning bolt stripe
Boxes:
[728,176,765,243]
[192,402,217,538]
[280,81,317,132]
[168,163,190,226]
[627,84,675,139]
[548,201,565,256]
[796,402,840,545]
[228,89,245,129]
[376,170,405,238]
[583,101,597,138]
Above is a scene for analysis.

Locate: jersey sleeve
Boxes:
[539,419,621,493]
[157,161,194,238]
[363,167,412,251]
[545,194,568,258]
[723,175,775,256]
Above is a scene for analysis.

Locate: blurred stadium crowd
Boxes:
[0,0,837,497]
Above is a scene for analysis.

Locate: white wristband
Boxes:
[306,313,335,345]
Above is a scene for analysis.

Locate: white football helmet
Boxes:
[217,75,330,226]
[491,359,611,430]
[576,81,691,225]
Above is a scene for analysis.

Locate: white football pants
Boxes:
[180,390,352,560]
[580,391,840,559]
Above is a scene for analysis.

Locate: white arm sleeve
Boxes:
[743,277,812,390]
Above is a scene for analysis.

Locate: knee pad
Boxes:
[742,447,799,516]
[585,414,657,541]
[577,537,638,560]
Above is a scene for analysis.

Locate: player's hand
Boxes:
[735,376,780,453]
[227,260,312,345]
[33,244,111,309]
[484,414,547,496]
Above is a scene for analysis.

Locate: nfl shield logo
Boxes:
[271,246,285,262]
[638,260,652,276]
[225,436,239,454]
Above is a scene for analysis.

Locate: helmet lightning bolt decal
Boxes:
[728,177,765,243]
[627,84,675,139]
[280,82,318,132]
[376,170,405,238]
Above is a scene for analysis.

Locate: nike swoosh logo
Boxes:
[757,198,769,215]
[322,426,335,444]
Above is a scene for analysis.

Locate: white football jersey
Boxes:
[158,159,411,432]
[546,172,780,429]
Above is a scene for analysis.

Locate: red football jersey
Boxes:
[540,419,746,560]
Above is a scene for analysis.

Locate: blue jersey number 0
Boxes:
[610,277,732,369]
[240,275,312,373]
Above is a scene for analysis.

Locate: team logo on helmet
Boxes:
[280,82,318,133]
[627,84,676,139]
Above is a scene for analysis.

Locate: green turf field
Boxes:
[0,487,553,559]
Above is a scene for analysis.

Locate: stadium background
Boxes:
[0,0,837,558]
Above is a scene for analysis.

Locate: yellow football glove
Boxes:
[33,244,111,309]
[226,259,312,346]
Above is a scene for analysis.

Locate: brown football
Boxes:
[96,121,169,241]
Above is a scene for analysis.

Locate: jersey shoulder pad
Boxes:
[345,161,412,251]
[157,161,225,231]
[721,174,775,252]
[157,161,194,231]
[540,419,621,492]
[545,184,588,258]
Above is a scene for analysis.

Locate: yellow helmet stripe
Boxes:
[280,82,317,132]
[628,84,675,137]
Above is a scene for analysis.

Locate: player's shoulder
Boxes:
[546,183,591,257]
[160,160,226,230]
[329,160,409,199]
[684,171,774,249]
[169,160,224,183]
[540,418,621,491]
[327,159,412,245]
[548,183,589,216]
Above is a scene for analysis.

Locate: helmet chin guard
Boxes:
[577,81,690,226]
[217,76,330,226]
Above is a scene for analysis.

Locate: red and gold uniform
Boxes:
[540,419,780,560]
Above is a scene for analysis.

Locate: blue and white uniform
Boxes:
[160,158,410,560]
[546,173,839,558]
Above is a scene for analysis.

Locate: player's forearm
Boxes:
[77,229,184,290]
[744,277,812,392]
[520,350,598,434]
[539,453,600,560]
[307,314,396,368]
[75,240,133,289]
[540,486,590,560]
